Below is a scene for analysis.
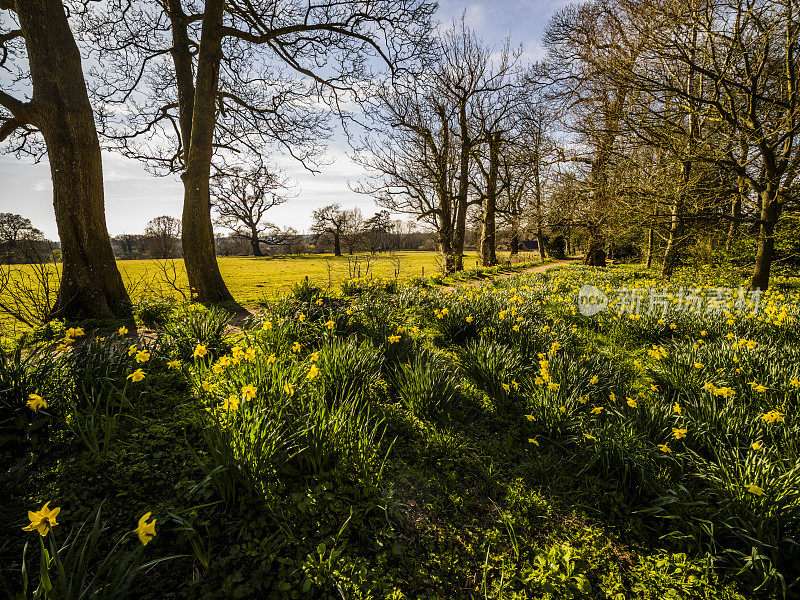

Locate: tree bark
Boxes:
[181,0,235,303]
[750,186,780,290]
[250,227,263,256]
[333,233,341,256]
[14,0,131,320]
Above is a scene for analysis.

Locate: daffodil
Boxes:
[292,342,301,352]
[306,364,319,380]
[193,344,208,358]
[27,393,48,411]
[590,375,599,385]
[244,347,256,361]
[388,334,401,343]
[672,403,682,415]
[590,405,603,415]
[167,360,181,370]
[135,350,150,363]
[66,327,85,338]
[657,443,672,453]
[672,428,687,439]
[751,440,763,451]
[584,433,597,441]
[626,397,637,408]
[325,320,335,330]
[466,316,474,323]
[761,410,785,423]
[135,512,157,546]
[22,501,60,537]
[127,369,146,382]
[746,484,764,496]
[528,438,539,446]
[262,320,273,331]
[241,384,257,400]
[222,395,240,410]
[118,326,129,335]
[267,353,277,365]
[283,382,295,396]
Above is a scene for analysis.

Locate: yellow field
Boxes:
[1,251,536,334]
[121,251,456,305]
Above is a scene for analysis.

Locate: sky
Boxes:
[0,0,569,240]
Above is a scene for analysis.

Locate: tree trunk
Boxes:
[15,0,131,320]
[333,233,341,256]
[181,0,235,303]
[452,102,470,272]
[750,186,780,290]
[661,159,690,280]
[509,216,519,257]
[166,0,195,162]
[537,228,546,261]
[250,228,263,256]
[725,177,745,252]
[584,224,607,266]
[479,133,500,267]
[645,226,654,268]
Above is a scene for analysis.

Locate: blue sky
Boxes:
[0,0,568,239]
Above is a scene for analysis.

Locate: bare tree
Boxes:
[212,166,291,256]
[620,0,800,289]
[84,0,436,303]
[0,0,131,319]
[311,204,351,256]
[144,216,182,259]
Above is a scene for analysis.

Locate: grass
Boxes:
[5,262,797,599]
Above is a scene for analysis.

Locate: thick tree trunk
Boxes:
[750,186,780,291]
[250,229,263,256]
[333,234,341,256]
[15,0,131,320]
[181,0,235,303]
[584,225,606,266]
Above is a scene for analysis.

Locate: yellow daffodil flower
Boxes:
[27,393,48,411]
[135,512,157,546]
[22,501,60,537]
[127,369,146,382]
